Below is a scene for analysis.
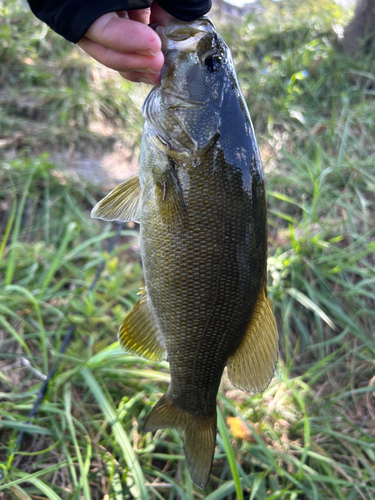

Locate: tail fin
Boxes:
[144,393,217,489]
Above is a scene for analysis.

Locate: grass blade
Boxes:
[0,196,16,263]
[5,285,48,374]
[25,477,64,500]
[0,463,67,491]
[286,287,336,330]
[38,221,77,298]
[0,421,52,435]
[217,408,243,500]
[204,480,238,499]
[0,315,31,356]
[81,366,149,500]
[5,168,35,286]
[63,383,91,500]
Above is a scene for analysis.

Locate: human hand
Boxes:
[78,1,174,85]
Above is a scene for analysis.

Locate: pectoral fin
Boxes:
[118,289,165,362]
[227,288,278,393]
[154,162,188,228]
[91,175,142,223]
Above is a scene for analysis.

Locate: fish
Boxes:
[91,17,278,489]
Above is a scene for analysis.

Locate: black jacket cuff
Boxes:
[27,0,151,43]
[157,0,211,21]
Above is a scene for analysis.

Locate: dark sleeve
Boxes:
[26,0,212,44]
[157,0,211,21]
[26,0,152,43]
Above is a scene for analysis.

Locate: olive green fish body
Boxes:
[92,18,278,489]
[140,124,267,419]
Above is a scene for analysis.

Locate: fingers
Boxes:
[84,12,161,56]
[78,35,164,74]
[78,11,164,83]
[128,8,151,25]
[119,70,162,85]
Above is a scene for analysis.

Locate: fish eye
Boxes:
[204,54,223,72]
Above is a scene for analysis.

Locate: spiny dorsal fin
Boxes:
[91,175,142,223]
[144,392,216,489]
[118,290,165,362]
[227,288,278,393]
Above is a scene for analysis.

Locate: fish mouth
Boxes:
[154,18,215,53]
[152,19,217,106]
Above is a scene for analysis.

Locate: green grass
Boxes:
[1,0,375,498]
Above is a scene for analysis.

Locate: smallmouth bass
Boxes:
[92,17,278,489]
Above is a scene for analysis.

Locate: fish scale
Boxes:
[92,16,278,489]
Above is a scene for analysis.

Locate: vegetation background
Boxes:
[1,0,374,498]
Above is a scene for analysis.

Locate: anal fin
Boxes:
[91,175,142,223]
[227,288,278,393]
[119,289,165,362]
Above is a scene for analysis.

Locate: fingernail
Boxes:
[136,67,158,74]
[136,49,161,56]
[139,77,155,85]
